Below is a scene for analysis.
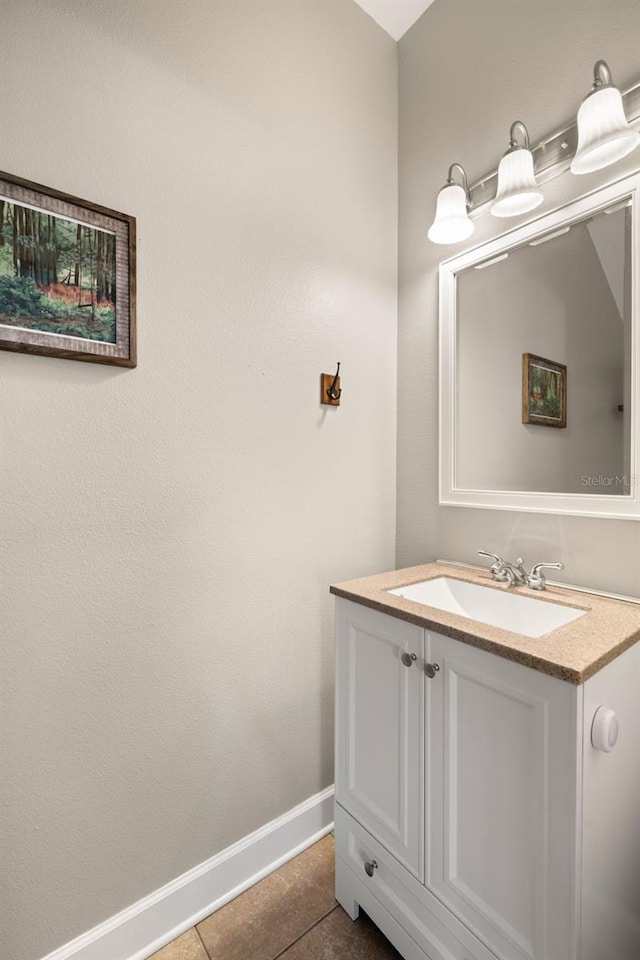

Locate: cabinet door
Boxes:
[335,598,424,879]
[425,631,579,960]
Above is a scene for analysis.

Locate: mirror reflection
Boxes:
[455,202,631,495]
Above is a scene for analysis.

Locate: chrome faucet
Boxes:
[478,551,564,591]
[478,551,527,586]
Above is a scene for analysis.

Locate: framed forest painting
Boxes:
[522,353,566,428]
[0,171,135,366]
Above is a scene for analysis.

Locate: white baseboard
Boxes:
[41,786,335,960]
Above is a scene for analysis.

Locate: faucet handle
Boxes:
[528,561,564,591]
[478,550,505,578]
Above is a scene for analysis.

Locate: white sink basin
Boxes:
[388,576,586,638]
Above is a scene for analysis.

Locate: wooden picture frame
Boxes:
[522,353,566,428]
[0,170,136,367]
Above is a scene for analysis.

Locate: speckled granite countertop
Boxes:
[330,561,640,684]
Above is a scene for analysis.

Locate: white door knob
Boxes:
[591,706,619,752]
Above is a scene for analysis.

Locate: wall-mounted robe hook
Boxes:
[321,363,342,406]
[327,363,342,400]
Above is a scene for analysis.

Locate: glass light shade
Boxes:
[490,148,543,218]
[427,183,474,245]
[571,86,640,174]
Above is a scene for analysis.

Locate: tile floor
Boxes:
[150,834,402,960]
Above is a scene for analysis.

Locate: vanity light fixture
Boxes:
[473,253,509,269]
[571,60,640,175]
[427,59,639,245]
[603,198,633,215]
[490,121,544,218]
[427,163,474,245]
[528,226,571,247]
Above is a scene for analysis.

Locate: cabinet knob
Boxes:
[364,859,378,877]
[591,706,619,752]
[401,652,417,667]
[424,662,440,679]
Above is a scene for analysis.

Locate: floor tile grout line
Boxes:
[271,903,340,960]
[195,923,213,960]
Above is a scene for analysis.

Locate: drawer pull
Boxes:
[425,662,440,679]
[364,859,378,877]
[401,652,417,667]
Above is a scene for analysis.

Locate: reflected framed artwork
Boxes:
[0,170,136,367]
[522,353,566,428]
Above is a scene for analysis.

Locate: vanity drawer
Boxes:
[335,804,498,960]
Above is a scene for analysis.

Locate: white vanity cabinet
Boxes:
[334,596,640,960]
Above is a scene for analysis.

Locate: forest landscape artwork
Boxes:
[0,172,135,366]
[522,353,567,428]
[0,200,117,343]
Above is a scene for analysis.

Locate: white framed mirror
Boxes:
[439,173,640,520]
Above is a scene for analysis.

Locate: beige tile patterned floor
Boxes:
[149,835,402,960]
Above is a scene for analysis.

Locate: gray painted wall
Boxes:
[398,0,640,597]
[0,2,397,958]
